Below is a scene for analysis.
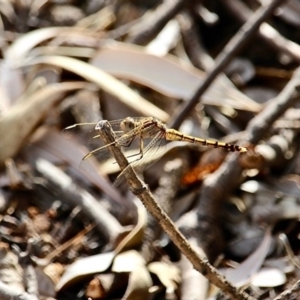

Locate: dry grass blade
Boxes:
[4,27,70,62]
[19,55,169,122]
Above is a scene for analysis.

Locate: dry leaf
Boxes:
[148,261,180,297]
[56,252,115,291]
[251,268,286,288]
[91,43,261,112]
[112,250,145,273]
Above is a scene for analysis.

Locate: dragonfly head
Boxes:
[121,117,136,133]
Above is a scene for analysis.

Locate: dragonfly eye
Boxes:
[121,117,136,133]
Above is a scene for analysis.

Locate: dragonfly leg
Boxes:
[117,133,144,164]
[139,136,144,159]
[123,123,161,162]
[136,130,146,160]
[120,137,134,147]
[124,135,144,161]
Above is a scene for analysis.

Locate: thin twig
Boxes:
[97,120,255,300]
[45,223,95,262]
[178,12,214,71]
[170,0,287,129]
[126,0,189,45]
[245,67,300,144]
[220,0,300,63]
[273,279,300,300]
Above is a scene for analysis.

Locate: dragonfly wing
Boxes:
[131,131,166,170]
[80,134,143,172]
[62,117,161,174]
[62,122,115,171]
[113,131,166,186]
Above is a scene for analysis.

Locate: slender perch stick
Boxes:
[97,120,255,300]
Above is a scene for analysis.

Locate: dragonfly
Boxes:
[64,117,247,181]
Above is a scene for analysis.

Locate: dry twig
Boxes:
[220,0,300,63]
[127,0,189,45]
[273,279,300,300]
[171,0,286,129]
[96,120,255,300]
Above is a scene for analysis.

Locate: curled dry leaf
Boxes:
[56,252,115,291]
[85,274,115,300]
[122,264,152,300]
[112,251,152,300]
[112,250,146,273]
[225,58,256,86]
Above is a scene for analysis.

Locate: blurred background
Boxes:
[0,0,300,299]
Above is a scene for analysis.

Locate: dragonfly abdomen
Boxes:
[165,129,247,152]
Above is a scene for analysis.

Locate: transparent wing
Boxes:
[62,117,158,172]
[62,117,152,145]
[114,131,167,186]
[130,130,166,168]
